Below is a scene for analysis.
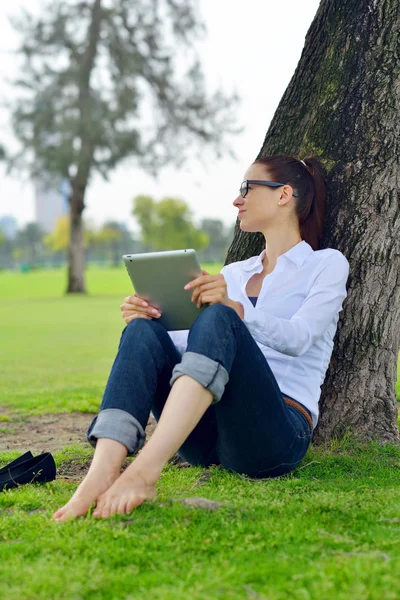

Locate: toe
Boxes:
[96,495,112,518]
[55,508,76,522]
[52,508,64,520]
[117,498,128,515]
[101,505,111,518]
[52,503,72,520]
[93,496,105,517]
[109,498,120,517]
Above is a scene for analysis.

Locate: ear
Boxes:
[281,184,295,200]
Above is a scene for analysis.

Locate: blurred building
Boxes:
[0,215,18,239]
[34,177,70,233]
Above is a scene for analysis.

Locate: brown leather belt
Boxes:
[283,396,313,433]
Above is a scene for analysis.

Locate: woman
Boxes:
[52,154,349,522]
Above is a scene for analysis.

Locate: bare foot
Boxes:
[52,469,120,522]
[92,467,157,518]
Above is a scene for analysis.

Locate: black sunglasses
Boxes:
[240,180,298,198]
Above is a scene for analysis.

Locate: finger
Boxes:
[122,311,143,320]
[191,281,223,296]
[121,304,161,318]
[184,274,218,290]
[123,310,155,320]
[192,288,206,303]
[198,291,221,307]
[126,306,161,317]
[124,295,149,308]
[121,305,148,315]
[131,294,155,310]
[191,281,225,303]
[201,269,209,275]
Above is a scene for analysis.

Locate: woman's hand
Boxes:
[120,294,161,324]
[183,269,244,319]
[184,270,230,308]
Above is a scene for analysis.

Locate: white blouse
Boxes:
[168,240,350,430]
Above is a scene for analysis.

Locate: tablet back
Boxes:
[123,249,207,331]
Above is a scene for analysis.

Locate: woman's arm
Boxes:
[238,252,350,357]
[184,271,244,318]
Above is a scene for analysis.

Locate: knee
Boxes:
[118,318,171,362]
[121,318,165,347]
[189,304,240,339]
[196,303,239,325]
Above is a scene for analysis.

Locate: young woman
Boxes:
[52,154,349,522]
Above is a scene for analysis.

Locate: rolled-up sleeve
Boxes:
[241,253,350,357]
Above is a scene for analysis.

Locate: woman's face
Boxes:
[232,163,296,232]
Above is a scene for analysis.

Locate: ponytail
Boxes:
[298,157,327,250]
[254,155,327,250]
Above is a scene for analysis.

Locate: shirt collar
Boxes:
[243,240,314,271]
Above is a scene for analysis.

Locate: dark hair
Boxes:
[254,155,327,251]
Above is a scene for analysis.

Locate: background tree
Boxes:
[198,218,234,263]
[131,196,155,252]
[44,215,93,255]
[7,0,239,293]
[44,216,71,255]
[226,0,400,443]
[133,195,209,252]
[0,229,17,269]
[16,222,46,266]
[90,221,134,266]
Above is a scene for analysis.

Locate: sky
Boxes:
[0,0,321,233]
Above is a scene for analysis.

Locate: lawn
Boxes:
[1,266,400,600]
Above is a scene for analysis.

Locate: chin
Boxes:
[239,221,256,233]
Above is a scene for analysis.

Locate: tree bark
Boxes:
[67,185,86,293]
[66,0,102,294]
[226,0,400,443]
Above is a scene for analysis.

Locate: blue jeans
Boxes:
[86,304,312,478]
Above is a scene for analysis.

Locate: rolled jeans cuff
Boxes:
[86,408,146,457]
[169,351,229,404]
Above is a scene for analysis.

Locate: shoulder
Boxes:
[313,248,349,270]
[308,248,350,285]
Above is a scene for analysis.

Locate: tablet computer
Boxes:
[122,249,208,331]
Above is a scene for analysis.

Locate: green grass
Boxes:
[0,264,222,415]
[1,266,400,600]
[1,442,400,600]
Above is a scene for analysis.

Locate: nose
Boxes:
[233,194,244,208]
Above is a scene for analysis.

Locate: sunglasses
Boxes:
[240,180,298,198]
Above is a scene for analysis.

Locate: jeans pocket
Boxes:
[287,405,312,441]
[297,429,312,441]
[293,434,312,463]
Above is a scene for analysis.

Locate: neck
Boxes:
[262,229,303,270]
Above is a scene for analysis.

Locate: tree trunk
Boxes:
[226,0,400,443]
[66,0,102,293]
[66,186,86,293]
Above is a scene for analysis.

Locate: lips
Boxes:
[238,210,246,216]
